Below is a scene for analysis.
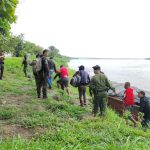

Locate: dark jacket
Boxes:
[73,70,90,86]
[48,59,56,72]
[139,96,150,115]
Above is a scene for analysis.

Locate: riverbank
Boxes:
[0,57,150,150]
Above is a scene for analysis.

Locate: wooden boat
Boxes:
[108,96,140,120]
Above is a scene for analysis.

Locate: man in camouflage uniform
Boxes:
[37,50,49,99]
[22,55,28,77]
[0,51,5,80]
[89,65,116,117]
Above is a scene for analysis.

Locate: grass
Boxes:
[0,57,150,150]
[0,106,17,120]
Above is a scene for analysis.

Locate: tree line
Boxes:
[0,0,64,58]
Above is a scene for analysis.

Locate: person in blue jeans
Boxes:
[47,57,56,89]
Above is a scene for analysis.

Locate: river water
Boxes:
[69,59,150,92]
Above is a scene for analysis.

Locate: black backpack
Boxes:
[70,74,81,87]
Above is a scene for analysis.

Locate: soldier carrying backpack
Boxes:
[32,50,49,99]
[72,65,90,107]
[30,53,42,87]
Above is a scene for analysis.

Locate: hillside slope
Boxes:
[0,58,150,150]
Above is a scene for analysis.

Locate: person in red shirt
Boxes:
[123,82,137,127]
[124,82,134,107]
[59,65,68,78]
[56,65,69,95]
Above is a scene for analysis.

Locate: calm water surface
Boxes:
[69,59,150,91]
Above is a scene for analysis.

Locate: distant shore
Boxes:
[71,57,146,60]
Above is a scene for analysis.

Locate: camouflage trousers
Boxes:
[23,66,27,77]
[0,64,4,80]
[93,92,108,116]
[36,73,48,99]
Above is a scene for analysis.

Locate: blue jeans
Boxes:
[47,70,53,88]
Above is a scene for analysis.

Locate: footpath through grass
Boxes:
[0,57,150,150]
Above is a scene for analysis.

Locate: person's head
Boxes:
[24,55,27,60]
[93,65,101,74]
[60,65,63,68]
[138,91,145,98]
[43,49,49,57]
[79,65,85,71]
[124,82,131,89]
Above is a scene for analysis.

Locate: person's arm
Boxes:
[89,77,95,96]
[56,69,60,74]
[105,77,115,92]
[73,71,79,77]
[53,63,57,73]
[54,73,59,80]
[88,74,91,83]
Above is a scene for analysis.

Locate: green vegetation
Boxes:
[0,0,19,53]
[0,0,18,36]
[0,57,150,150]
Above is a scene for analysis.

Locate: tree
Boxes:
[0,0,19,53]
[4,34,24,56]
[48,46,60,57]
[0,0,19,36]
[23,41,43,56]
[7,34,43,56]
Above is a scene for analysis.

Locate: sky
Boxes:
[11,0,150,58]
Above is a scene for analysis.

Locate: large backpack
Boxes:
[70,74,81,87]
[32,58,42,74]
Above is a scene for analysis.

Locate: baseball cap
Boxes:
[93,65,101,70]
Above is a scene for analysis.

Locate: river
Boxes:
[69,59,150,92]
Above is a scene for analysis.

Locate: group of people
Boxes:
[22,49,70,99]
[89,66,150,128]
[1,49,149,128]
[23,49,150,128]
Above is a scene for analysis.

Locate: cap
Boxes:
[93,65,101,70]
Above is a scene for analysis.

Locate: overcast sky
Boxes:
[11,0,150,58]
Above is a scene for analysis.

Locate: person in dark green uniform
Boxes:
[0,51,5,80]
[89,65,116,117]
[37,50,49,99]
[22,55,28,77]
